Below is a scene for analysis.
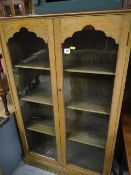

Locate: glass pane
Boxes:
[7,27,57,160]
[62,25,118,173]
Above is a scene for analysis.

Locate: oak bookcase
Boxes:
[0,10,131,175]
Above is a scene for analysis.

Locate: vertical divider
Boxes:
[47,18,63,165]
[53,17,67,166]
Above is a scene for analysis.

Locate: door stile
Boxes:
[103,16,131,175]
[47,18,63,165]
[53,17,67,166]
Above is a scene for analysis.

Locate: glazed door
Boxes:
[54,15,131,175]
[0,18,61,164]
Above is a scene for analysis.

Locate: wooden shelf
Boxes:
[27,119,55,136]
[15,59,50,70]
[22,93,52,105]
[66,100,110,115]
[68,131,106,148]
[21,89,52,105]
[64,65,115,75]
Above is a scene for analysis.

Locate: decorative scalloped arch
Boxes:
[61,15,122,44]
[63,25,118,51]
[2,19,48,43]
[7,27,48,65]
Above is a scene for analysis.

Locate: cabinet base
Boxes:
[24,153,100,175]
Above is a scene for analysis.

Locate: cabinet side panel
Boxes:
[103,17,131,175]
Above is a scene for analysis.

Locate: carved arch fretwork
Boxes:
[63,25,118,51]
[61,15,122,44]
[7,27,48,65]
[2,18,49,43]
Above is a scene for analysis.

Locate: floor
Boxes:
[12,162,56,175]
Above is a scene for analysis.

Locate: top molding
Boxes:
[0,9,131,20]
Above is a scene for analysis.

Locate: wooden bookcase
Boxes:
[0,10,131,175]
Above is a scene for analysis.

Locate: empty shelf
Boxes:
[66,100,110,115]
[64,65,115,75]
[27,119,55,136]
[68,131,106,148]
[15,59,50,70]
[21,92,52,105]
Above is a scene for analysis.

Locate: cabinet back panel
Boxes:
[64,73,114,106]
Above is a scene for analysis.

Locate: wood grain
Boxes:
[60,15,122,44]
[15,59,50,70]
[66,100,110,115]
[64,65,115,75]
[27,119,55,136]
[68,131,106,148]
[0,11,130,175]
[103,16,131,175]
[21,93,52,105]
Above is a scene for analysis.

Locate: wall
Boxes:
[35,0,123,14]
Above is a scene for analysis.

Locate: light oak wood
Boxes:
[27,119,55,136]
[0,18,58,164]
[64,65,115,75]
[67,164,101,175]
[0,11,131,175]
[68,131,106,148]
[15,61,50,70]
[53,18,67,166]
[29,152,57,165]
[54,13,131,175]
[66,100,110,115]
[21,93,52,105]
[47,19,63,165]
[103,17,131,175]
[0,18,49,43]
[24,153,101,175]
[60,15,122,44]
[54,14,120,175]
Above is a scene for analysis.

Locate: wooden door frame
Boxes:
[53,14,131,175]
[0,17,62,165]
[103,16,131,175]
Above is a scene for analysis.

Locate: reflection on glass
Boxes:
[7,28,57,160]
[63,26,118,172]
